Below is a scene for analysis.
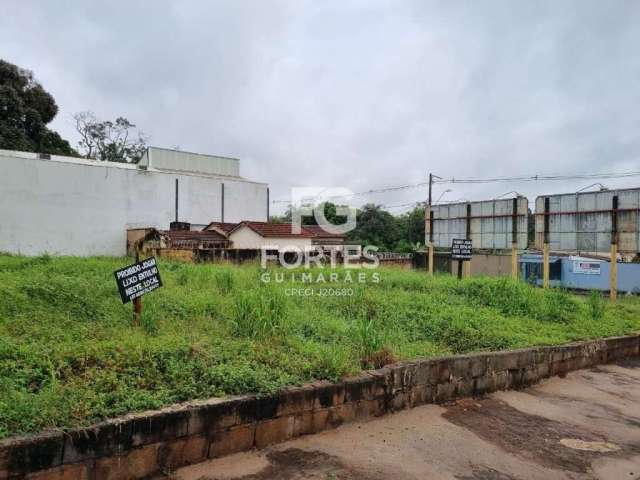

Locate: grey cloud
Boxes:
[1,0,639,213]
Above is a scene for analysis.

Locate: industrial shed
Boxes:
[0,147,268,256]
[131,226,229,262]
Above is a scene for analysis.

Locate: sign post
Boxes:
[451,238,472,280]
[610,195,619,303]
[114,255,163,325]
[133,249,142,325]
[511,197,518,280]
[542,197,550,288]
[464,203,472,278]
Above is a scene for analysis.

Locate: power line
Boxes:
[434,170,640,184]
[271,169,640,205]
[271,181,429,204]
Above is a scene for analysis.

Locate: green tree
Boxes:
[274,202,348,226]
[273,201,425,253]
[395,206,425,249]
[74,111,147,163]
[0,59,76,155]
[348,204,400,250]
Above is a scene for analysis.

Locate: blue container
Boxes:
[562,256,640,294]
[519,253,640,293]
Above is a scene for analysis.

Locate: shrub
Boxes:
[2,254,640,440]
[539,289,578,323]
[231,288,287,338]
[354,309,392,368]
[587,290,605,320]
[356,316,384,357]
[457,277,579,324]
[214,270,234,295]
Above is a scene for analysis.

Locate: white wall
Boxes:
[0,151,268,256]
[229,226,312,250]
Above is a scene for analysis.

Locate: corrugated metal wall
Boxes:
[143,147,240,177]
[534,188,640,253]
[431,197,528,249]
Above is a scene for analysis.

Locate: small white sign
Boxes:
[573,261,601,275]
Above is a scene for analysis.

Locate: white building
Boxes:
[0,147,268,256]
[204,222,314,251]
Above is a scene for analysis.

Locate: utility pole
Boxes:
[511,197,519,280]
[543,197,550,288]
[464,203,471,278]
[426,173,434,275]
[610,195,619,303]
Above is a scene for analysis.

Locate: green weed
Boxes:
[232,288,287,338]
[0,254,638,439]
[214,270,234,294]
[587,290,606,320]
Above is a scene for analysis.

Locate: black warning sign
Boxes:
[114,256,163,304]
[451,238,472,261]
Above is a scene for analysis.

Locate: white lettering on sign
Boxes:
[451,238,472,261]
[573,261,601,275]
[114,257,163,304]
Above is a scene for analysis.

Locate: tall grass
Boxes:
[232,287,287,338]
[1,254,639,438]
[587,290,606,320]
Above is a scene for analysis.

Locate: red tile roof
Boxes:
[202,222,238,234]
[303,225,347,239]
[204,221,345,238]
[160,230,228,243]
[231,222,315,238]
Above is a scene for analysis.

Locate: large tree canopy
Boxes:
[348,203,425,252]
[271,201,426,252]
[0,59,76,156]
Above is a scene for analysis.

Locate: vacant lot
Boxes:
[0,254,639,439]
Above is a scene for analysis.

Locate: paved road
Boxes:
[171,359,640,480]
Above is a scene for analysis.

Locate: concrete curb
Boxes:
[1,334,638,479]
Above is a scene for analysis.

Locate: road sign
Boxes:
[451,238,472,261]
[114,256,163,304]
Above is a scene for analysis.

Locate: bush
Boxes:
[457,277,579,323]
[231,288,287,338]
[1,254,640,439]
[587,290,605,320]
[356,316,384,358]
[214,270,234,295]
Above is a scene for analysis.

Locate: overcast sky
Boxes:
[2,1,640,214]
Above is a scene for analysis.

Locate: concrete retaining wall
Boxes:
[1,335,638,479]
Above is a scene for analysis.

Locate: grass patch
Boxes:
[0,254,639,438]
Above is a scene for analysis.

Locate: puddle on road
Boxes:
[197,448,390,480]
[559,438,621,453]
[443,397,624,474]
[455,465,518,480]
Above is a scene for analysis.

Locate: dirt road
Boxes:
[169,359,640,480]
